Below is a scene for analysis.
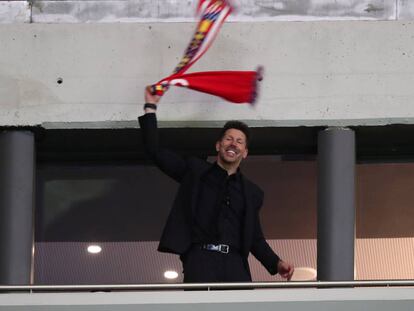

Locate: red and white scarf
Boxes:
[152,0,262,105]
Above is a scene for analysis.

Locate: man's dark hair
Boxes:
[217,120,250,147]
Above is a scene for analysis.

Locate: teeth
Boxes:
[227,150,236,156]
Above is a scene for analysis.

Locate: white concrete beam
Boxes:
[0,1,30,24]
[1,21,414,128]
[397,0,414,20]
[1,287,414,311]
[29,0,397,23]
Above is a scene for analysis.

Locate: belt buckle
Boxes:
[219,244,229,254]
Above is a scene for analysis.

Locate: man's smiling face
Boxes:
[216,128,248,166]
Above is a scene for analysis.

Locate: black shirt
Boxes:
[192,162,245,250]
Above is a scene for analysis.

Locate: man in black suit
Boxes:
[139,87,294,283]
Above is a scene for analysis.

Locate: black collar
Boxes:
[213,162,241,181]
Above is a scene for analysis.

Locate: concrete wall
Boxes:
[1,20,414,128]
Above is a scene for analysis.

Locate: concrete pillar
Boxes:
[317,127,355,281]
[0,131,35,285]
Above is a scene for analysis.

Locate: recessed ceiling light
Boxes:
[87,245,102,254]
[164,270,178,279]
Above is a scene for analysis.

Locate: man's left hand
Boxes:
[277,260,294,281]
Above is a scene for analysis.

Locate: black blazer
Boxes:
[139,113,280,275]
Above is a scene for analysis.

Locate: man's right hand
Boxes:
[145,85,161,105]
[143,85,161,114]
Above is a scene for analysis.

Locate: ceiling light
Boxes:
[87,245,102,254]
[164,270,178,279]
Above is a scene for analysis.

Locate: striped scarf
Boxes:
[152,0,262,104]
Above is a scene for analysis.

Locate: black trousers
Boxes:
[181,246,252,283]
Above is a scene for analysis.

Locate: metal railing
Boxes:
[1,280,414,292]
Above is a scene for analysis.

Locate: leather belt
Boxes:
[201,243,230,254]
